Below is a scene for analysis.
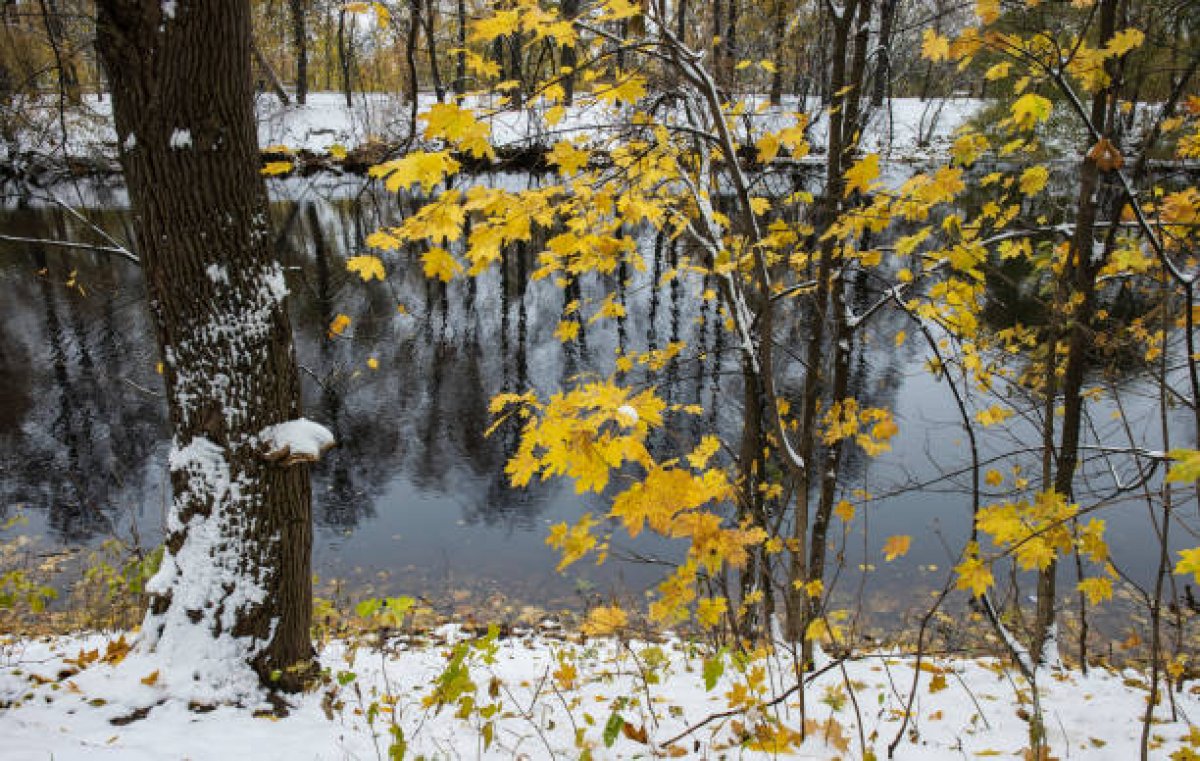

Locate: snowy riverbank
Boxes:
[2,627,1196,760]
[2,90,984,167]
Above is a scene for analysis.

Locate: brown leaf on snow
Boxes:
[621,721,649,744]
[102,635,131,665]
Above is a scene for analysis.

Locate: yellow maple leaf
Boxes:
[581,604,628,636]
[421,102,493,159]
[687,435,721,470]
[1166,449,1200,483]
[897,227,933,255]
[597,75,647,105]
[834,499,855,522]
[756,132,781,164]
[1175,547,1200,583]
[422,247,462,282]
[985,469,1004,486]
[547,514,599,570]
[328,313,351,338]
[952,132,990,166]
[1077,576,1113,605]
[844,153,880,197]
[469,9,519,43]
[548,140,590,175]
[955,548,993,597]
[985,62,1011,81]
[599,0,641,21]
[975,405,1013,426]
[552,658,577,690]
[554,320,581,343]
[367,357,379,370]
[404,193,465,243]
[1019,165,1050,196]
[365,230,402,250]
[1104,28,1144,58]
[976,0,1000,23]
[1162,189,1199,225]
[1011,93,1053,130]
[883,535,911,561]
[369,150,460,193]
[261,161,294,176]
[871,418,899,441]
[696,597,727,627]
[921,29,951,62]
[346,254,386,281]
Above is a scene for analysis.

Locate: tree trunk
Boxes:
[253,41,291,105]
[871,0,896,106]
[786,0,860,648]
[768,0,788,105]
[723,0,738,87]
[561,0,580,105]
[95,0,318,693]
[290,0,308,104]
[38,0,79,100]
[337,7,353,108]
[453,0,466,98]
[413,0,445,102]
[1032,0,1120,666]
[712,0,723,83]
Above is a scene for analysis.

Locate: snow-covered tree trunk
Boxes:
[95,0,324,694]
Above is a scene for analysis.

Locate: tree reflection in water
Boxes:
[0,178,941,613]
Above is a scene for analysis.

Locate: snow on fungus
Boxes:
[259,418,336,465]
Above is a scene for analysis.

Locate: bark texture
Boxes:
[95,0,315,693]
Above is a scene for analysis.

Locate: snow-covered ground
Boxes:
[1,628,1196,760]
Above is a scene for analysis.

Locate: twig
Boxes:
[657,658,841,748]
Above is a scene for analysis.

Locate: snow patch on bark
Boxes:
[169,128,192,149]
[260,263,289,303]
[139,436,267,702]
[169,262,289,430]
[205,264,229,285]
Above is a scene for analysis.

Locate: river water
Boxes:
[0,175,1193,634]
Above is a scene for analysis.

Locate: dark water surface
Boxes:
[0,176,1193,631]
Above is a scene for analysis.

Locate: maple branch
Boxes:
[659,17,806,482]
